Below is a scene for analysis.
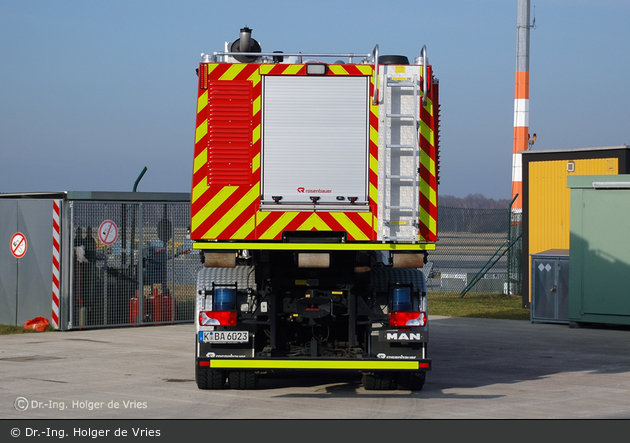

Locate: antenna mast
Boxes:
[511,0,534,222]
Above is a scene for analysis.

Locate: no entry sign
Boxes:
[98,220,118,245]
[11,232,27,258]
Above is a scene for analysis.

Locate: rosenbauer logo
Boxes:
[297,187,332,194]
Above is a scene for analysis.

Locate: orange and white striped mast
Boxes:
[512,0,534,222]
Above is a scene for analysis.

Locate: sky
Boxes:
[1,0,629,200]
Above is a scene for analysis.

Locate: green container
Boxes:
[568,175,630,326]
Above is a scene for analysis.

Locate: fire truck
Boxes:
[192,27,440,390]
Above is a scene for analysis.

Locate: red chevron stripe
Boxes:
[193,187,252,238]
[254,212,281,237]
[218,203,258,240]
[347,212,374,236]
[192,166,207,191]
[191,184,224,216]
[206,63,232,80]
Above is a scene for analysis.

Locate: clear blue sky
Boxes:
[1,0,629,200]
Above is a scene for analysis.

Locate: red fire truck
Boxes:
[192,27,440,390]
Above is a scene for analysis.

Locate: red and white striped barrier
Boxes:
[51,200,61,329]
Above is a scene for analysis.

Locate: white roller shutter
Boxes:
[261,75,369,206]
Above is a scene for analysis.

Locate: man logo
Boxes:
[386,332,423,341]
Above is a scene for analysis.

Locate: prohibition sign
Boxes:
[98,220,118,245]
[11,232,27,258]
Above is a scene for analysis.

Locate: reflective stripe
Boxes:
[298,213,332,231]
[195,121,207,144]
[259,212,300,240]
[231,214,256,240]
[330,212,370,241]
[193,148,207,174]
[209,359,424,370]
[193,242,435,251]
[191,186,238,231]
[197,90,208,113]
[205,184,260,238]
[220,63,247,81]
[252,152,260,173]
[419,119,434,145]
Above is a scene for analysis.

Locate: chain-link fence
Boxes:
[68,200,521,328]
[69,200,200,329]
[427,206,522,297]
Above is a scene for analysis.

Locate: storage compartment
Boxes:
[568,175,630,326]
[530,249,569,324]
[260,75,370,206]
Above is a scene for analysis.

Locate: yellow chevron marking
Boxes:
[423,97,433,116]
[252,152,260,173]
[420,178,437,206]
[194,242,435,251]
[357,65,373,76]
[252,124,260,144]
[419,208,437,235]
[370,126,379,147]
[373,214,378,233]
[359,212,372,226]
[231,214,256,240]
[252,96,261,116]
[420,150,435,176]
[419,120,434,146]
[248,70,261,87]
[197,90,208,113]
[328,65,349,75]
[298,213,330,231]
[283,65,303,75]
[220,64,247,81]
[194,148,207,174]
[259,212,299,240]
[331,213,369,241]
[205,184,260,238]
[192,178,208,203]
[369,183,378,204]
[369,154,378,175]
[371,93,379,115]
[195,120,208,144]
[206,64,219,75]
[256,211,270,224]
[191,186,238,231]
[259,65,274,75]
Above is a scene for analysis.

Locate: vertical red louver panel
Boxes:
[207,81,253,186]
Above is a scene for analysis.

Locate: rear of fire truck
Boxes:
[192,28,440,390]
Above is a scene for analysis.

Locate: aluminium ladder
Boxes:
[380,69,422,243]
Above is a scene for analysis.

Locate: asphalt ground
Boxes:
[2,315,630,422]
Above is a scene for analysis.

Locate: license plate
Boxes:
[201,331,249,343]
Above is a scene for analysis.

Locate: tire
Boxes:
[362,372,396,390]
[378,55,410,65]
[396,371,426,391]
[228,370,259,390]
[196,366,226,390]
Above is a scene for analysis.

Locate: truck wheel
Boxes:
[396,371,426,391]
[362,372,396,390]
[196,366,227,390]
[228,370,259,389]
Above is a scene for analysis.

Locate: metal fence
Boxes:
[69,200,200,329]
[67,200,521,328]
[427,206,522,297]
